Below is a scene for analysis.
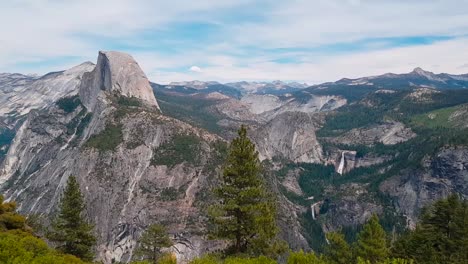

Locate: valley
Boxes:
[1,51,468,263]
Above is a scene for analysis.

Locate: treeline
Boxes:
[0,126,467,263]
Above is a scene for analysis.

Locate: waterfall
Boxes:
[337,151,345,175]
[311,202,320,220]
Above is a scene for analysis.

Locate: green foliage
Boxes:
[159,187,181,201]
[355,214,388,263]
[136,224,173,263]
[0,230,87,264]
[287,250,328,264]
[297,163,335,199]
[324,232,352,264]
[56,95,81,113]
[47,176,96,261]
[117,96,142,107]
[189,255,221,264]
[317,89,468,137]
[158,253,178,264]
[151,134,202,168]
[357,257,413,264]
[209,125,284,257]
[0,195,26,231]
[391,194,468,264]
[65,109,93,142]
[0,128,15,161]
[113,95,144,120]
[299,211,326,252]
[85,123,123,151]
[410,105,461,128]
[190,255,276,264]
[224,256,276,264]
[156,91,224,134]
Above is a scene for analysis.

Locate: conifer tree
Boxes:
[209,125,282,256]
[392,194,468,263]
[355,214,388,263]
[136,223,173,263]
[48,176,96,261]
[324,232,352,264]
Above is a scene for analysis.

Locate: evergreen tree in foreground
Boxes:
[355,214,388,264]
[209,125,283,256]
[392,194,468,263]
[48,176,96,261]
[324,232,352,264]
[136,223,173,263]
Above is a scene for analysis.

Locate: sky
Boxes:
[1,0,468,84]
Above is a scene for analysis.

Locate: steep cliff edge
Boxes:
[79,51,159,112]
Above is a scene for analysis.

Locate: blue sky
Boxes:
[1,0,468,84]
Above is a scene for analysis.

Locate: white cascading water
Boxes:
[337,151,346,175]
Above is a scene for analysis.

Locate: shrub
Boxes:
[151,134,201,168]
[85,124,123,151]
[56,95,81,113]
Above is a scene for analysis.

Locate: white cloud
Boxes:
[189,66,203,73]
[1,0,468,83]
[148,37,468,84]
[228,0,468,48]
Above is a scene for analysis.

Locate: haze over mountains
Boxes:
[1,51,468,263]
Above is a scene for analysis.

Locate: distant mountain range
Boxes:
[154,68,468,101]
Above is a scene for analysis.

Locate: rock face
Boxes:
[253,112,324,163]
[0,63,95,163]
[329,122,416,146]
[0,51,222,263]
[0,62,94,117]
[79,51,159,111]
[380,147,468,228]
[326,183,383,229]
[335,151,357,175]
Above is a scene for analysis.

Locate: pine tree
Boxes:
[136,224,173,263]
[48,176,96,261]
[324,232,352,264]
[209,125,282,256]
[355,214,388,263]
[392,194,468,263]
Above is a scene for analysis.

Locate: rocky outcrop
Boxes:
[79,51,159,112]
[253,112,324,163]
[380,147,468,228]
[327,121,416,146]
[0,51,221,263]
[326,183,383,230]
[0,62,94,117]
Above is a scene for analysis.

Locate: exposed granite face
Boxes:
[0,51,222,263]
[252,112,324,163]
[325,183,383,230]
[0,103,223,263]
[79,51,160,112]
[326,121,416,146]
[380,147,468,228]
[0,63,94,117]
